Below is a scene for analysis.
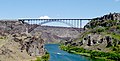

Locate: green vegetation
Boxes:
[87,20,119,29]
[60,20,120,61]
[60,45,120,61]
[78,31,91,41]
[91,27,105,33]
[100,31,120,48]
[34,52,50,61]
[0,36,7,40]
[112,45,120,53]
[0,37,4,39]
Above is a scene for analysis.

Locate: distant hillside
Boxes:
[0,20,80,43]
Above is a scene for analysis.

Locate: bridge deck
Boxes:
[18,19,92,21]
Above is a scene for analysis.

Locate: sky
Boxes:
[0,0,120,27]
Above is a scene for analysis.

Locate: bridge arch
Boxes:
[18,19,92,33]
[39,20,74,27]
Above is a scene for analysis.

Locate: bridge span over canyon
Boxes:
[18,19,92,33]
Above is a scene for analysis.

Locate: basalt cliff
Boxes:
[62,13,120,60]
[0,21,46,61]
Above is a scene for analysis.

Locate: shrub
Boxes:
[96,28,105,32]
[34,52,49,61]
[35,57,41,61]
[107,53,120,60]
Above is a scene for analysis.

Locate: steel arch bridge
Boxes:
[18,19,92,33]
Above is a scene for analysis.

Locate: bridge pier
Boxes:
[80,20,82,28]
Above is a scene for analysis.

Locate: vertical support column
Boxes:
[39,19,41,25]
[71,20,74,27]
[30,19,32,24]
[43,19,45,25]
[76,20,78,28]
[35,19,37,25]
[76,20,77,28]
[65,19,66,25]
[74,20,76,28]
[80,20,82,28]
[69,19,70,25]
[65,20,68,23]
[64,19,65,25]
[77,20,79,28]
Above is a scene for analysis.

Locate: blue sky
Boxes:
[0,0,120,27]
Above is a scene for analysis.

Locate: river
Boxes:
[45,44,96,61]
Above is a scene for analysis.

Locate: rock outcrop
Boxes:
[0,20,49,61]
[0,20,27,34]
[0,32,45,61]
[84,13,120,29]
[93,13,120,21]
[64,13,120,52]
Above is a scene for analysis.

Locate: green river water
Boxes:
[45,44,101,61]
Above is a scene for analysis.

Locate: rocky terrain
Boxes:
[61,13,120,60]
[0,21,45,61]
[32,26,80,43]
[93,12,120,21]
[1,12,120,61]
[0,20,80,61]
[64,13,120,50]
[0,32,45,61]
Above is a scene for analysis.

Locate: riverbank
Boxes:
[60,44,120,61]
[34,52,50,61]
[45,44,94,61]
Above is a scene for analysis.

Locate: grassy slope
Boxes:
[60,20,120,61]
[60,44,120,61]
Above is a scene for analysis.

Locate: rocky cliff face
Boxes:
[0,32,45,61]
[0,21,46,61]
[31,26,80,43]
[32,26,80,38]
[76,33,119,52]
[0,20,27,34]
[84,13,120,29]
[64,13,120,52]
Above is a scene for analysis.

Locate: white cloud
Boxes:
[39,16,51,19]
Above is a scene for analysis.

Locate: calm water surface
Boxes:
[45,44,96,61]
